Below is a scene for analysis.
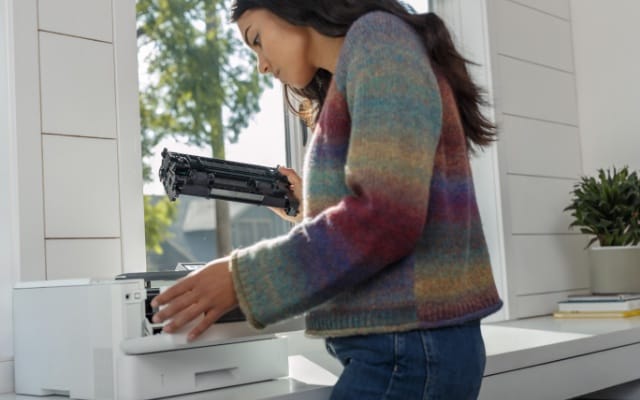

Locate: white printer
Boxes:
[13,272,304,399]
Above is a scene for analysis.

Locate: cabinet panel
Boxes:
[498,56,578,125]
[46,239,122,279]
[495,0,573,71]
[39,32,117,138]
[38,0,113,42]
[513,292,575,318]
[512,235,589,295]
[508,175,575,234]
[509,0,570,19]
[43,135,121,237]
[503,115,581,178]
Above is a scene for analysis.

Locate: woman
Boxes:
[152,1,503,398]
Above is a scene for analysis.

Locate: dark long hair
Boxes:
[231,0,496,150]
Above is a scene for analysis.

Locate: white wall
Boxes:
[0,0,17,392]
[433,0,594,319]
[433,0,640,320]
[571,0,640,174]
[0,0,144,392]
[431,0,508,322]
[488,0,591,318]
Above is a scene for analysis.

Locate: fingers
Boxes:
[151,288,197,325]
[278,166,300,180]
[187,309,222,341]
[149,258,238,340]
[161,301,202,333]
[278,166,302,189]
[162,303,228,342]
[277,166,304,223]
[150,275,193,308]
[268,205,302,224]
[267,205,290,220]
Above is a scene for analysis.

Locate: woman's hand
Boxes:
[270,166,304,223]
[151,257,237,341]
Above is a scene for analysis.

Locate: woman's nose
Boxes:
[257,54,271,74]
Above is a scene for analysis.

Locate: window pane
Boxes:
[403,0,429,13]
[137,1,289,271]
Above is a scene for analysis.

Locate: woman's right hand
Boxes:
[270,166,303,224]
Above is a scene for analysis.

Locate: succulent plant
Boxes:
[565,166,640,248]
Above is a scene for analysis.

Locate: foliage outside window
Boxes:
[136,0,286,270]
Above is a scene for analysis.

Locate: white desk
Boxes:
[3,316,640,400]
[480,316,640,400]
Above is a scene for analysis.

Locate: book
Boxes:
[566,293,640,302]
[553,309,640,319]
[558,298,640,312]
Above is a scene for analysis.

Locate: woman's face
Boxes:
[236,9,316,89]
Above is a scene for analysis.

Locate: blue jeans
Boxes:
[325,320,485,400]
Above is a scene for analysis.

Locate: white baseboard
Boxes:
[0,359,14,394]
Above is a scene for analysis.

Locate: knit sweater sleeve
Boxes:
[230,12,443,329]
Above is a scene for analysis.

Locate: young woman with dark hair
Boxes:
[152,1,503,398]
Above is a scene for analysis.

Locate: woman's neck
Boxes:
[308,31,345,74]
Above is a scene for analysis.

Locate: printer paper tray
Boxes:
[121,317,304,355]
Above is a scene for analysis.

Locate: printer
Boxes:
[13,272,304,399]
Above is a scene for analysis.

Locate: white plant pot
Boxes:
[589,246,640,294]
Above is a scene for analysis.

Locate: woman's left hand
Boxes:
[150,256,238,341]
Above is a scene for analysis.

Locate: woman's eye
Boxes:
[252,34,261,46]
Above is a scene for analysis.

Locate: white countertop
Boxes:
[3,315,640,400]
[482,316,640,376]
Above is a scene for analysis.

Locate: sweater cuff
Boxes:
[229,249,265,329]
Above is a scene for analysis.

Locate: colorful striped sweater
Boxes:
[230,11,502,337]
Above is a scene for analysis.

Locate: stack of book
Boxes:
[553,293,640,318]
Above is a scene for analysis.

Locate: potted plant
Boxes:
[565,166,640,294]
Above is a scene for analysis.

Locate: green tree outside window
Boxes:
[137,0,271,256]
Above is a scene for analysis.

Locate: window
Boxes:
[137,1,290,271]
[404,0,429,13]
[137,1,429,271]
